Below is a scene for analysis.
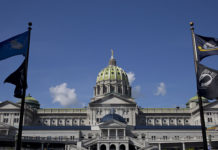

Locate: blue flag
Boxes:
[195,34,218,61]
[0,31,29,61]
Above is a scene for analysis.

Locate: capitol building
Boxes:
[0,53,218,150]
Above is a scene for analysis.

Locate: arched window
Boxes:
[100,144,106,150]
[110,144,116,150]
[120,144,126,150]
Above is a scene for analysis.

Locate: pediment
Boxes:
[90,94,136,106]
[101,97,130,104]
[0,101,20,109]
[204,101,218,109]
[99,120,127,128]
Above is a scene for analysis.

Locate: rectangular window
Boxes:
[3,118,8,123]
[0,130,7,135]
[207,112,212,115]
[14,118,19,123]
[151,136,156,140]
[14,113,19,116]
[163,136,167,140]
[175,136,179,140]
[208,118,213,122]
[4,113,9,116]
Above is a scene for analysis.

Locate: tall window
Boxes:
[118,85,122,94]
[97,86,100,95]
[103,85,107,94]
[4,113,9,116]
[14,118,19,123]
[110,86,114,93]
[175,136,179,140]
[163,136,168,140]
[208,118,213,122]
[3,118,8,123]
[124,86,128,95]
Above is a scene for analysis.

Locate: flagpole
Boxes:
[190,22,208,150]
[16,22,32,150]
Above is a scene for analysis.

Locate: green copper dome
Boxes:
[186,95,209,107]
[96,65,129,83]
[189,95,208,103]
[96,49,129,84]
[17,94,40,109]
[93,50,132,98]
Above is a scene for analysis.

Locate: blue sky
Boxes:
[0,0,218,108]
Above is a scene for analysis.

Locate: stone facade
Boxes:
[0,55,218,150]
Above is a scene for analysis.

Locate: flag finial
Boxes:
[190,22,194,30]
[28,22,32,30]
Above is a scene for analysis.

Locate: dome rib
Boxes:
[96,65,129,84]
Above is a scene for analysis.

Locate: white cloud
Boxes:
[127,72,135,85]
[154,82,166,96]
[132,85,142,98]
[50,83,78,107]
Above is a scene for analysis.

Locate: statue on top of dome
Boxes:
[111,49,114,59]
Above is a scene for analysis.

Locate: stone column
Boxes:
[97,143,100,150]
[122,85,124,95]
[115,85,118,93]
[124,129,126,137]
[77,141,82,150]
[10,113,14,126]
[41,143,44,150]
[106,143,110,150]
[182,143,185,150]
[108,85,110,93]
[116,129,118,139]
[115,143,119,150]
[158,143,161,150]
[100,85,103,95]
[125,143,129,150]
[93,87,96,96]
[96,86,98,96]
[108,129,110,137]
